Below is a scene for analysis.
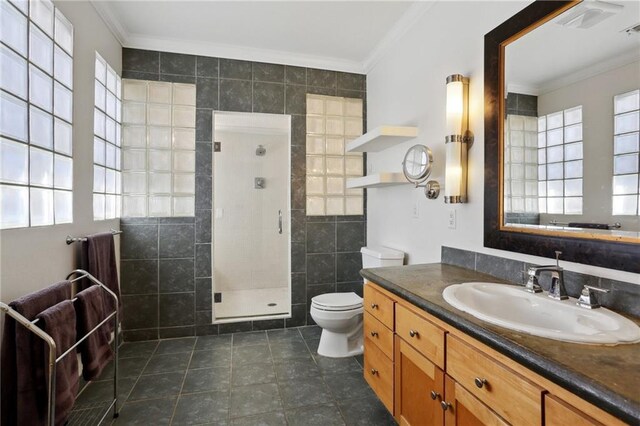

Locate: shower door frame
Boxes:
[210,111,292,324]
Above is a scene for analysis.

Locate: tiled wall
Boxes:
[441,246,639,317]
[119,48,367,340]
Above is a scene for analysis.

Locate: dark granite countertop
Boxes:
[360,263,640,424]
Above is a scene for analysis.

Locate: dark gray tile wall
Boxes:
[506,92,538,117]
[441,246,640,317]
[121,49,367,340]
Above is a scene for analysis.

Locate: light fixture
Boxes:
[444,74,472,203]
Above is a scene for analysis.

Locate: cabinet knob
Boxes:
[430,390,440,400]
[474,377,488,388]
[370,368,378,376]
[370,303,378,309]
[441,401,452,411]
[370,331,378,337]
[409,329,419,338]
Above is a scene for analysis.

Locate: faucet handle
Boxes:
[554,251,562,267]
[577,285,610,309]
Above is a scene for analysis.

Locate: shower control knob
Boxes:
[370,303,378,309]
[370,331,378,337]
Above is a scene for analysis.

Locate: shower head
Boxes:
[256,145,266,156]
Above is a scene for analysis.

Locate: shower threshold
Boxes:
[213,287,291,323]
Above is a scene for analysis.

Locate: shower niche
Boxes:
[211,112,291,322]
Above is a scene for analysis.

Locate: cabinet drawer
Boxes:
[395,304,445,369]
[364,284,395,330]
[364,336,394,414]
[545,395,604,426]
[447,335,543,426]
[364,311,394,360]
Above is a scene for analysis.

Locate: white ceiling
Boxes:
[91,1,432,73]
[506,0,640,94]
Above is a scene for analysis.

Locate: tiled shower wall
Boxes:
[119,48,367,340]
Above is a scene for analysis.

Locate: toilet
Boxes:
[310,246,405,358]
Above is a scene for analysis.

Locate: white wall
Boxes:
[0,1,122,303]
[366,1,640,285]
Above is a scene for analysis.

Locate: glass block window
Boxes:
[612,89,640,216]
[503,114,539,213]
[0,0,74,229]
[93,53,121,220]
[306,94,364,216]
[537,106,583,215]
[121,80,196,217]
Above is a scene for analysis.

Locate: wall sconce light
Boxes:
[444,74,473,204]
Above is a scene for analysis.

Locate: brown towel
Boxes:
[75,285,114,381]
[36,300,80,426]
[1,281,71,426]
[81,232,122,332]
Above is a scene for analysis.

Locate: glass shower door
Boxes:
[212,112,291,321]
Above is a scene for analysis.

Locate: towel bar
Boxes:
[65,229,123,245]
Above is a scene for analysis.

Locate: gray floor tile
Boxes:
[182,367,231,393]
[118,341,159,358]
[274,358,320,381]
[231,362,276,387]
[155,337,197,354]
[314,355,362,376]
[278,377,332,409]
[305,339,320,353]
[195,335,232,351]
[173,390,229,425]
[143,352,192,375]
[112,397,176,425]
[269,340,311,360]
[230,383,282,418]
[338,395,396,426]
[232,331,268,347]
[325,372,374,401]
[102,357,150,379]
[354,354,364,368]
[128,372,185,400]
[299,326,322,341]
[230,411,286,426]
[75,377,137,408]
[232,344,272,366]
[266,328,304,344]
[286,403,345,426]
[190,347,232,369]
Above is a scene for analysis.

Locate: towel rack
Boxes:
[0,270,119,425]
[66,229,123,245]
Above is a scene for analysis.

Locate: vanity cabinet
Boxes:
[362,281,627,426]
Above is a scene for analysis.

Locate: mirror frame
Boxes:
[402,144,433,184]
[484,0,640,273]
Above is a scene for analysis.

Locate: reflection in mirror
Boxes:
[402,144,433,184]
[503,0,640,239]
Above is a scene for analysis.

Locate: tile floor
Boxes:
[70,326,396,425]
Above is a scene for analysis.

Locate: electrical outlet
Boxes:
[448,210,456,229]
[412,201,419,219]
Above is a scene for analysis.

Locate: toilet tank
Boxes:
[361,246,405,268]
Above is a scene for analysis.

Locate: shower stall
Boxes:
[211,112,291,322]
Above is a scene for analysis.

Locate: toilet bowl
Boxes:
[310,292,364,358]
[310,246,405,358]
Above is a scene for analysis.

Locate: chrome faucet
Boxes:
[525,251,568,300]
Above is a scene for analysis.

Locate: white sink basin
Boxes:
[442,282,640,345]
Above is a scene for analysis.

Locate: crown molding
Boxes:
[363,1,437,74]
[125,33,365,73]
[90,0,129,45]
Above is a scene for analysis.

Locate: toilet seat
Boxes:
[311,292,363,311]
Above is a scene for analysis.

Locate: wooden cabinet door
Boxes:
[443,374,509,426]
[545,395,604,426]
[394,336,444,426]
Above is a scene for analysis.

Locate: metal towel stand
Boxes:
[0,270,119,425]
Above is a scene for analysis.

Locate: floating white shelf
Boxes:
[346,126,418,153]
[346,173,410,189]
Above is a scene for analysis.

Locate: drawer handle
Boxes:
[440,401,452,411]
[370,368,378,376]
[474,377,488,388]
[370,303,379,309]
[409,329,419,338]
[370,331,378,337]
[430,391,441,401]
